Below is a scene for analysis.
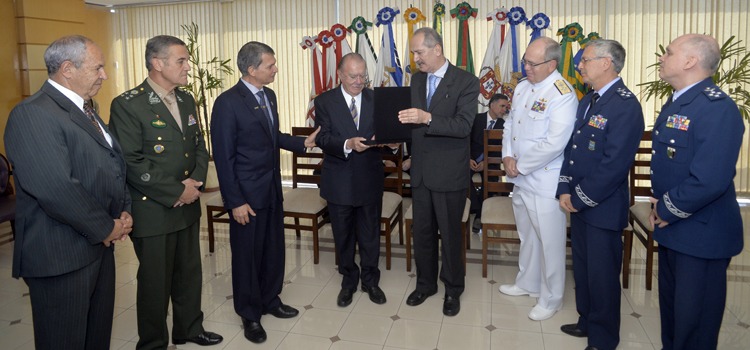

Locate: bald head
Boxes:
[659,34,721,90]
[680,34,721,74]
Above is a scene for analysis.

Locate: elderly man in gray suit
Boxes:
[4,35,132,350]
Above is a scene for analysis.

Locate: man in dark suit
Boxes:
[211,41,318,344]
[109,35,222,349]
[4,35,132,350]
[315,53,386,307]
[556,39,644,350]
[398,27,479,316]
[469,93,509,233]
[649,34,744,350]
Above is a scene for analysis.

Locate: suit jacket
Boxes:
[651,78,744,259]
[409,63,479,192]
[109,79,208,237]
[314,87,384,206]
[211,80,305,211]
[470,112,504,161]
[5,82,130,278]
[556,79,645,231]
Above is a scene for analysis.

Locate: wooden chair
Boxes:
[283,127,329,264]
[0,154,16,243]
[626,130,656,290]
[480,129,517,277]
[205,195,230,253]
[381,145,405,270]
[404,198,471,273]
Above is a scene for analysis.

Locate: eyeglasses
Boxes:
[580,56,606,64]
[346,74,369,82]
[521,58,553,68]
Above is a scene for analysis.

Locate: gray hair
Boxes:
[44,35,93,76]
[534,36,562,65]
[237,41,275,76]
[414,27,443,52]
[683,34,721,74]
[145,35,186,71]
[587,39,626,73]
[337,52,365,70]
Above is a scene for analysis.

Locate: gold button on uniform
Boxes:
[185,153,189,158]
[184,170,189,176]
[157,136,162,141]
[142,196,147,200]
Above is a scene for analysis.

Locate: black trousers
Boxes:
[26,247,115,350]
[229,202,285,323]
[328,201,382,290]
[411,186,465,297]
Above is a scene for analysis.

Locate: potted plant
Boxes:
[181,22,234,191]
[639,35,750,120]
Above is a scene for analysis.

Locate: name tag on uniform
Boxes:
[588,114,608,129]
[666,114,690,131]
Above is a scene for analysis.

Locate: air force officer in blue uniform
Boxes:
[557,39,644,350]
[649,34,744,350]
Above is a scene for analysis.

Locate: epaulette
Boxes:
[615,87,634,99]
[702,86,727,101]
[119,86,146,101]
[554,79,572,95]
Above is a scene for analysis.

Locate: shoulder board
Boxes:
[702,86,727,101]
[554,79,572,95]
[615,87,634,99]
[119,86,147,101]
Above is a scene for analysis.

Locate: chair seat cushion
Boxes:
[629,201,653,230]
[381,191,402,217]
[480,197,515,225]
[284,188,327,214]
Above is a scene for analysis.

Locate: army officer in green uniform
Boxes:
[109,35,222,349]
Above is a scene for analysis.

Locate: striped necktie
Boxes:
[350,97,359,129]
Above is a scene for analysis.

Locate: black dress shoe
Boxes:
[361,284,387,304]
[406,290,436,306]
[242,319,267,344]
[584,347,599,350]
[268,303,299,318]
[443,295,460,316]
[561,323,588,338]
[337,288,356,307]
[173,331,223,346]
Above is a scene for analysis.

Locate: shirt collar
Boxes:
[47,79,85,113]
[146,77,173,99]
[340,85,361,103]
[430,59,450,79]
[595,77,621,97]
[672,81,701,102]
[241,78,264,96]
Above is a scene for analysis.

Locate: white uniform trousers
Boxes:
[511,185,567,310]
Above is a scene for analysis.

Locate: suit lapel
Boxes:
[41,83,112,150]
[429,65,456,112]
[332,87,360,135]
[138,82,182,134]
[236,81,274,141]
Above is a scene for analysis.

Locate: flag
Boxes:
[527,13,551,43]
[432,2,446,37]
[557,23,586,100]
[300,36,323,126]
[450,2,478,74]
[349,16,378,88]
[402,6,426,86]
[478,8,508,111]
[330,23,353,81]
[315,30,336,91]
[506,6,527,78]
[374,6,403,87]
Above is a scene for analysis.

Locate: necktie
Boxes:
[350,97,359,129]
[487,119,496,130]
[83,103,104,137]
[256,90,275,134]
[426,74,438,107]
[162,92,183,132]
[585,92,600,119]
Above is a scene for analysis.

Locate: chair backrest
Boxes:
[0,153,12,196]
[382,144,404,195]
[483,129,514,199]
[629,130,651,205]
[291,127,324,188]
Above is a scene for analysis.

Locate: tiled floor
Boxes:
[0,193,749,349]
